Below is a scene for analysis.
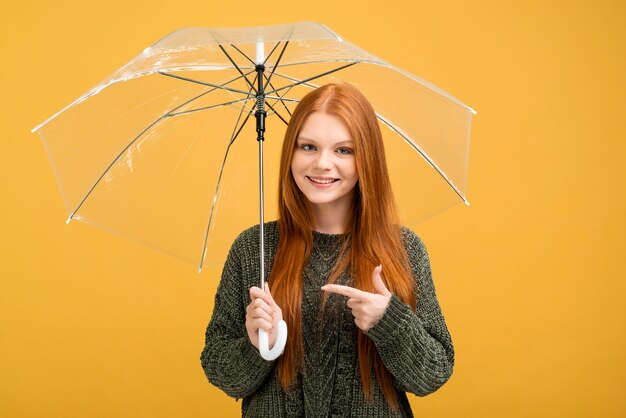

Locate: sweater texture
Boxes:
[200,221,454,417]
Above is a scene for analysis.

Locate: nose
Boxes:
[313,150,333,170]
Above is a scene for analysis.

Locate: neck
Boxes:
[310,200,351,235]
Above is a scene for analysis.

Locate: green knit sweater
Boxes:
[200,222,454,417]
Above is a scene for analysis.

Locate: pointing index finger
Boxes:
[321,284,369,301]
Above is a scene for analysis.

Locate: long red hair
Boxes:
[269,83,417,410]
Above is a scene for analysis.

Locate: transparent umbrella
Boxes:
[32,21,476,360]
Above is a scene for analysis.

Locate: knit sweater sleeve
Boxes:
[365,228,455,396]
[200,231,275,399]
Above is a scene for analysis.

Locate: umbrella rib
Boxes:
[218,44,258,95]
[164,70,255,113]
[265,95,294,119]
[263,72,292,107]
[262,25,295,68]
[228,41,282,68]
[169,97,254,117]
[264,79,306,119]
[208,30,278,67]
[266,71,320,90]
[266,96,293,119]
[261,72,294,119]
[262,40,290,92]
[66,114,164,223]
[158,71,255,97]
[264,101,289,126]
[199,98,256,271]
[376,114,469,205]
[67,73,255,222]
[262,41,282,66]
[207,29,257,94]
[264,61,359,96]
[265,95,299,103]
[228,43,256,66]
[259,58,366,70]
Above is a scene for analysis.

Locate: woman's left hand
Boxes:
[321,265,391,332]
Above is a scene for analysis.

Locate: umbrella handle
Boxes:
[258,320,288,361]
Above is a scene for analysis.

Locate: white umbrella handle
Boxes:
[258,320,288,361]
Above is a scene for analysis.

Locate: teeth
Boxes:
[309,177,336,184]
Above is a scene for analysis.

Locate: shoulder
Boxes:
[228,221,280,258]
[234,220,279,243]
[400,226,428,255]
[399,225,432,275]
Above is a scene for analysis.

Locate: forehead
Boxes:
[298,111,352,143]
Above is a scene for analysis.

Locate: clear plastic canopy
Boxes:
[33,21,475,270]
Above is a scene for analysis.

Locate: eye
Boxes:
[336,147,353,155]
[299,143,316,152]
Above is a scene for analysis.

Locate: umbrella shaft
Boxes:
[259,136,265,289]
[256,64,266,290]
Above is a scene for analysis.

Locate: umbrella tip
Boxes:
[65,216,72,224]
[198,266,203,274]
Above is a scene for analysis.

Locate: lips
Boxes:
[307,176,339,184]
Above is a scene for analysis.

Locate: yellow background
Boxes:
[2,0,625,417]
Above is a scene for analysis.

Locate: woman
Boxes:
[200,83,454,417]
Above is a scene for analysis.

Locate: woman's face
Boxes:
[290,111,358,212]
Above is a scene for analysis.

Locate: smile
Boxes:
[307,176,339,184]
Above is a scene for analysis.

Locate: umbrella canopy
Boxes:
[33,21,475,270]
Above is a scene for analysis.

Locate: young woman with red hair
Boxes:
[201,83,454,417]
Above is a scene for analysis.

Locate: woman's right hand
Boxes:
[245,283,283,350]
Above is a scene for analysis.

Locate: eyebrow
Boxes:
[296,136,354,146]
